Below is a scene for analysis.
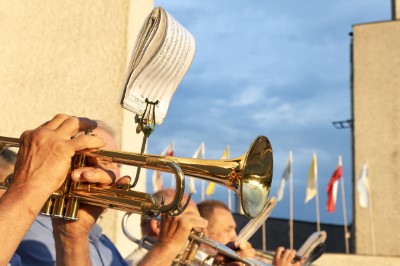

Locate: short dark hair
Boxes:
[197,200,230,220]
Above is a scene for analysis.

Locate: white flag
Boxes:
[190,142,205,194]
[356,161,370,208]
[276,151,292,202]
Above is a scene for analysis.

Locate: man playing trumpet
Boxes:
[0,114,108,265]
[197,200,302,266]
[126,189,257,265]
[1,114,207,266]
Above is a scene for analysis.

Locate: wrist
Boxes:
[8,173,56,203]
[52,219,91,241]
[53,228,91,265]
[2,182,51,217]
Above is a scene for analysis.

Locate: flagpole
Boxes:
[366,162,376,254]
[289,151,293,250]
[339,162,349,254]
[262,222,267,251]
[315,168,321,232]
[368,191,376,254]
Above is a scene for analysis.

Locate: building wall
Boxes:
[352,20,400,256]
[0,0,153,257]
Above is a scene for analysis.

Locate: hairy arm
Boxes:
[0,114,104,265]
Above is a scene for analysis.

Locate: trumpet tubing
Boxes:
[0,134,273,219]
[85,135,273,218]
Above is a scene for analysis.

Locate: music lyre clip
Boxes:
[132,98,159,187]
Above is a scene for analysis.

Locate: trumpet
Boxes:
[122,213,270,266]
[254,231,327,266]
[0,135,273,220]
[122,198,278,266]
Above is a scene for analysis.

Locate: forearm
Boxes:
[53,230,91,266]
[138,244,180,266]
[0,184,49,265]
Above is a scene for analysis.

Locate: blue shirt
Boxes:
[8,254,21,266]
[15,215,128,266]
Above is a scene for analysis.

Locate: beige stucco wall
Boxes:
[0,0,153,258]
[395,0,400,20]
[315,253,400,266]
[352,21,400,256]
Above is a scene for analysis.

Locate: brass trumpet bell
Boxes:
[0,135,273,219]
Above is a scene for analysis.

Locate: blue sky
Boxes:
[147,0,391,225]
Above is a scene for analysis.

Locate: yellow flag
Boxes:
[305,153,318,203]
[206,146,229,196]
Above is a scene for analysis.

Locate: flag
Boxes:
[356,161,369,208]
[152,141,174,192]
[326,156,342,213]
[305,153,318,203]
[206,145,229,196]
[276,151,293,202]
[190,142,205,194]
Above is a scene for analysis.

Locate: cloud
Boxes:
[152,0,389,224]
[231,85,269,107]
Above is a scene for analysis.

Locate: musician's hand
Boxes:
[52,172,130,265]
[214,241,256,266]
[139,204,207,266]
[273,247,301,266]
[52,174,130,239]
[157,209,208,253]
[235,242,256,259]
[0,114,103,266]
[11,114,104,204]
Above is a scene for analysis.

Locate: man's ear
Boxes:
[149,219,161,236]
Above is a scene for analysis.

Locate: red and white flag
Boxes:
[152,141,174,192]
[326,156,342,213]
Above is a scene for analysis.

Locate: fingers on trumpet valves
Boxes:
[71,167,116,185]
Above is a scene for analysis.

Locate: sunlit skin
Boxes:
[202,205,301,266]
[205,207,237,245]
[52,124,130,266]
[137,190,208,266]
[0,114,106,266]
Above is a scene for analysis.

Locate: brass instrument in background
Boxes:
[122,198,278,266]
[0,135,273,220]
[254,231,327,266]
[122,213,271,266]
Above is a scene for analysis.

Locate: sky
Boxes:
[145,0,392,225]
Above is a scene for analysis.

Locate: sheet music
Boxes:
[122,10,195,124]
